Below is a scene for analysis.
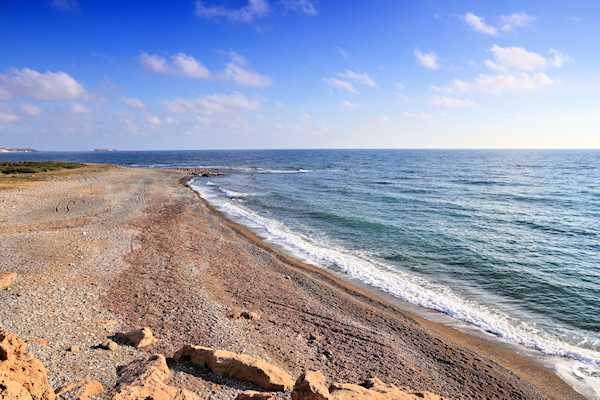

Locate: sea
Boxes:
[2,149,599,398]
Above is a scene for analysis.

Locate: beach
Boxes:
[0,164,585,399]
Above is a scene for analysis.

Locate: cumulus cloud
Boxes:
[414,50,439,70]
[341,100,356,109]
[323,77,356,93]
[123,97,145,109]
[164,92,261,115]
[140,53,169,74]
[338,70,376,88]
[21,103,41,116]
[172,53,211,79]
[281,0,317,15]
[484,45,570,72]
[464,12,497,35]
[431,95,474,108]
[224,52,271,87]
[195,0,270,23]
[438,72,554,95]
[0,111,19,123]
[500,13,535,31]
[71,103,90,113]
[147,115,162,127]
[0,68,85,100]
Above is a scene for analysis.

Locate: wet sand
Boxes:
[0,165,584,399]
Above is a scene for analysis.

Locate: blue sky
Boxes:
[0,0,599,150]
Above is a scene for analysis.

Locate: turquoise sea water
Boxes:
[3,149,599,398]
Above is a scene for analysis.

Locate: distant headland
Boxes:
[0,146,37,153]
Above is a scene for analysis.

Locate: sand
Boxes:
[0,165,584,399]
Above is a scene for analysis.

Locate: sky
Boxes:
[1,0,599,150]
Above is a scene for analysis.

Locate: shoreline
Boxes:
[183,174,585,400]
[0,165,586,399]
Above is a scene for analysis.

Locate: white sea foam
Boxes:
[190,179,600,399]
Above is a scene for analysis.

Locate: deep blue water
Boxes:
[2,149,599,397]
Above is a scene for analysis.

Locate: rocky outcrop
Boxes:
[117,327,155,348]
[55,379,103,400]
[0,272,16,289]
[291,373,445,400]
[236,390,276,400]
[174,345,293,391]
[292,371,330,400]
[0,330,55,400]
[113,354,199,400]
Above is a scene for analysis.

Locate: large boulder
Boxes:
[117,327,156,348]
[292,371,330,400]
[112,354,199,400]
[0,330,55,400]
[0,272,16,289]
[174,345,293,391]
[329,377,445,400]
[55,379,103,400]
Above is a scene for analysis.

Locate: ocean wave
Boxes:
[189,178,600,398]
[257,168,312,174]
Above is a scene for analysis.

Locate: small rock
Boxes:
[118,327,155,348]
[68,346,81,354]
[236,390,276,400]
[30,338,49,347]
[99,339,118,351]
[292,371,330,400]
[0,272,17,289]
[55,379,103,400]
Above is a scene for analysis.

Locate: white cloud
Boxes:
[147,115,162,127]
[140,53,169,74]
[464,12,497,35]
[500,13,535,31]
[431,95,474,108]
[484,45,570,73]
[323,78,356,93]
[224,52,271,87]
[195,0,270,23]
[172,53,210,79]
[0,111,19,123]
[439,72,554,95]
[123,97,145,109]
[341,100,356,109]
[0,68,85,100]
[281,0,317,16]
[338,70,376,88]
[414,49,439,70]
[164,92,261,115]
[21,103,41,116]
[71,103,90,113]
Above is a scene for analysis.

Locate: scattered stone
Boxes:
[0,329,55,400]
[113,354,199,400]
[174,345,293,392]
[236,390,276,400]
[68,346,81,354]
[30,338,49,347]
[0,272,16,289]
[117,327,155,348]
[55,379,103,400]
[292,371,330,400]
[99,339,119,352]
[229,309,261,321]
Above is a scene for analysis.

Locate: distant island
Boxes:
[0,146,37,153]
[93,148,118,152]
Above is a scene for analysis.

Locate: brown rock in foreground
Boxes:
[292,371,330,400]
[0,329,55,400]
[329,377,445,400]
[174,345,293,391]
[0,272,16,289]
[113,354,199,400]
[117,327,156,348]
[55,379,103,400]
[236,390,276,400]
